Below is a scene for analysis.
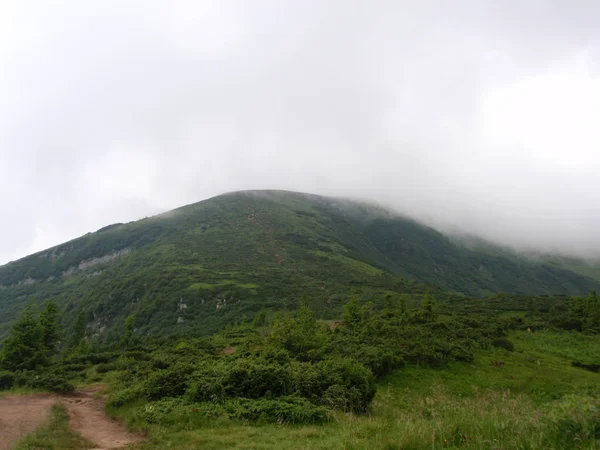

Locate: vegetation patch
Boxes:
[13,404,94,450]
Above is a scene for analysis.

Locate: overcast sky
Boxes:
[1,0,600,264]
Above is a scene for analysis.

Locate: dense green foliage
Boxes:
[2,190,600,449]
[1,190,598,342]
[2,287,599,448]
[96,297,493,427]
[0,306,48,371]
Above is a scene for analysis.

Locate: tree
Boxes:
[121,315,136,348]
[584,291,600,333]
[382,293,396,316]
[69,312,86,350]
[39,301,61,357]
[421,294,437,322]
[0,306,47,371]
[342,295,364,329]
[270,302,325,360]
[253,309,268,327]
[342,295,374,333]
[410,294,437,323]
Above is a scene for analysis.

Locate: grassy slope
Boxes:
[115,330,600,450]
[0,190,598,341]
[546,256,600,283]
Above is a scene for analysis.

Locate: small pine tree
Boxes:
[421,294,437,322]
[398,295,408,315]
[39,301,61,358]
[253,309,268,327]
[121,315,136,348]
[383,293,396,313]
[69,312,87,350]
[0,306,47,371]
[270,302,325,359]
[584,291,600,333]
[343,295,363,328]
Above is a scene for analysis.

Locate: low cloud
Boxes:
[1,0,600,263]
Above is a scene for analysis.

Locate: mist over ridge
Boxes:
[2,1,600,262]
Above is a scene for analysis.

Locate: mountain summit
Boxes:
[0,190,597,340]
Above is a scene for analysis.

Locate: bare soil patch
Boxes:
[63,388,141,450]
[0,393,56,450]
[0,386,140,450]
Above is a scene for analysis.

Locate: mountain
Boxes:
[0,190,597,341]
[538,254,600,283]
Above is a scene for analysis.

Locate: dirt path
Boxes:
[0,393,56,450]
[0,386,141,450]
[62,388,141,450]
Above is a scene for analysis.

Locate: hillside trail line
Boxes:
[62,385,141,450]
[0,385,141,450]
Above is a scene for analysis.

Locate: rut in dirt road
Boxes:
[0,387,141,450]
[62,389,141,450]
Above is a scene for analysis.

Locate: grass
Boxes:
[512,330,600,363]
[13,404,93,450]
[109,331,599,449]
[0,386,52,399]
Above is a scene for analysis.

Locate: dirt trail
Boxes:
[62,388,141,450]
[0,393,56,450]
[0,386,140,450]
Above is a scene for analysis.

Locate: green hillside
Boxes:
[0,190,597,341]
[543,255,600,283]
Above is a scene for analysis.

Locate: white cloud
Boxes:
[2,0,600,263]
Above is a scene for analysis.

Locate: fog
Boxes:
[2,0,600,264]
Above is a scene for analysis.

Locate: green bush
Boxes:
[224,358,292,398]
[58,363,87,374]
[348,345,404,376]
[0,370,15,390]
[133,398,195,425]
[95,362,117,374]
[491,338,515,352]
[571,361,600,373]
[144,363,194,400]
[135,395,330,426]
[107,385,145,407]
[293,357,376,413]
[187,357,293,402]
[224,396,331,424]
[20,371,75,393]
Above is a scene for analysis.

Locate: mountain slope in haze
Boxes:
[537,254,600,283]
[0,190,597,341]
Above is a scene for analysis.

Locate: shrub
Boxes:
[134,396,330,426]
[133,398,195,425]
[224,396,331,424]
[144,363,194,400]
[353,345,404,376]
[187,357,293,402]
[107,385,145,408]
[95,362,118,374]
[491,338,515,352]
[59,363,87,374]
[571,361,600,373]
[186,365,226,403]
[293,357,376,413]
[23,371,75,393]
[224,358,292,398]
[0,370,15,390]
